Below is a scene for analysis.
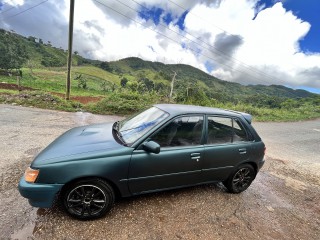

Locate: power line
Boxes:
[93,0,269,83]
[99,0,282,84]
[167,0,302,84]
[3,0,48,20]
[0,6,15,14]
[131,0,282,83]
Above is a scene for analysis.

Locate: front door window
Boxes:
[151,115,204,147]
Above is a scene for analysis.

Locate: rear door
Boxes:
[201,116,252,182]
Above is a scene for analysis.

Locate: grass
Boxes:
[0,66,117,97]
[229,104,320,122]
[84,91,160,115]
[0,89,17,94]
[1,67,319,121]
[73,66,121,85]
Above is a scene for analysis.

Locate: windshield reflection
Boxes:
[119,107,169,145]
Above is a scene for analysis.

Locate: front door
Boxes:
[128,115,204,194]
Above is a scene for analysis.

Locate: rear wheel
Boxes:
[62,179,115,220]
[223,164,256,193]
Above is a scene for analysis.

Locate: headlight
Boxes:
[24,167,39,183]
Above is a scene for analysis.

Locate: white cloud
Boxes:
[184,0,320,88]
[0,0,319,90]
[211,68,233,81]
[3,0,24,6]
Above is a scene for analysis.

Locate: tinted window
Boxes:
[207,117,232,144]
[151,116,203,147]
[207,117,248,144]
[233,119,248,142]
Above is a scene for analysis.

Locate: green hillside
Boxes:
[0,29,88,68]
[0,29,315,100]
[108,57,315,100]
[0,28,319,121]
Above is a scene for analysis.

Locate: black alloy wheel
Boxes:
[223,164,256,193]
[62,179,115,220]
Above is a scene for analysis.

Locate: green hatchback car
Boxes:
[19,104,265,219]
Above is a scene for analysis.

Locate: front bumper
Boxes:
[18,177,63,208]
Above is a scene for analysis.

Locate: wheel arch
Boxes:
[245,161,258,176]
[59,176,121,199]
[235,160,257,171]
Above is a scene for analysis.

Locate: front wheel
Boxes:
[223,164,256,193]
[62,179,115,220]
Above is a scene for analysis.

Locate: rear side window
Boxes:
[207,117,248,145]
[233,119,248,142]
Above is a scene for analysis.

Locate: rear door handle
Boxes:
[191,153,200,156]
[239,148,247,154]
[191,152,201,161]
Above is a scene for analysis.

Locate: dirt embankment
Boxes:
[0,83,101,104]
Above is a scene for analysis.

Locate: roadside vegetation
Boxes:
[0,29,319,121]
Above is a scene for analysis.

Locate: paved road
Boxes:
[0,104,319,239]
[253,120,320,184]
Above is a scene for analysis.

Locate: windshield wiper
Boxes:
[113,121,127,146]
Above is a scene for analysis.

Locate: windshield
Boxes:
[119,107,169,145]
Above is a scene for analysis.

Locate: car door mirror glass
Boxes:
[142,141,160,154]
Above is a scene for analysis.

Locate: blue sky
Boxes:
[0,0,319,93]
[138,0,319,54]
[137,0,320,93]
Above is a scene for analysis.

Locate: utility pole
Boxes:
[66,0,75,100]
[169,71,177,102]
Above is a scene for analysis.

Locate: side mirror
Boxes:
[142,141,160,154]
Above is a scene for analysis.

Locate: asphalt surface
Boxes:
[0,104,319,240]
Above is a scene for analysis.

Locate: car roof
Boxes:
[154,104,252,124]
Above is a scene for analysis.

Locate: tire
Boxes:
[223,164,256,193]
[62,179,115,220]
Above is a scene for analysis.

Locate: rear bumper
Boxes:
[18,177,63,208]
[258,157,265,170]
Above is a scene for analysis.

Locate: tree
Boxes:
[75,74,87,89]
[121,77,128,87]
[28,36,37,42]
[100,61,112,72]
[169,71,177,101]
[0,32,28,72]
[138,77,154,91]
[100,81,107,91]
[27,60,36,74]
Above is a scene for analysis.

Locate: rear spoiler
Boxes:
[226,110,252,124]
[240,112,252,124]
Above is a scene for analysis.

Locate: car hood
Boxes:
[32,122,124,166]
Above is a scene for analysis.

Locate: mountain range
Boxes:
[0,28,316,100]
